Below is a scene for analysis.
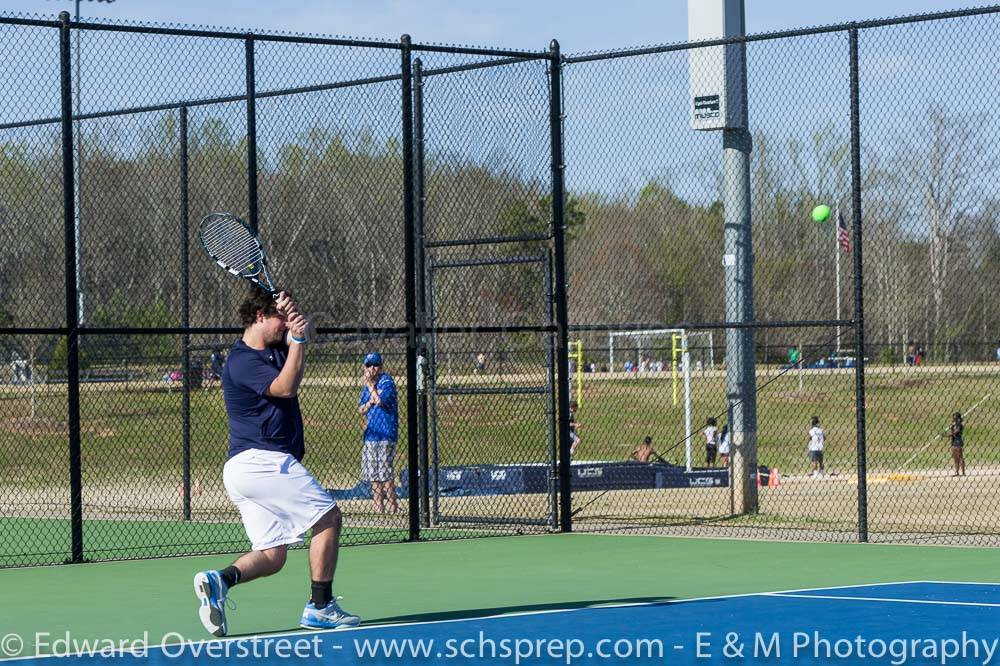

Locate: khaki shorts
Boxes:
[362,440,397,482]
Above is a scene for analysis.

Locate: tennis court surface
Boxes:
[1,534,998,664]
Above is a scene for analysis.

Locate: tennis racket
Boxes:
[198,212,279,299]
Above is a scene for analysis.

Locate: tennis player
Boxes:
[193,289,359,636]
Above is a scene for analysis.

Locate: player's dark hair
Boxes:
[706,417,717,427]
[953,412,962,422]
[238,288,283,328]
[811,415,820,426]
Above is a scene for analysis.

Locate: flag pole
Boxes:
[835,204,842,353]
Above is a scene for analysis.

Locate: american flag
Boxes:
[837,211,851,254]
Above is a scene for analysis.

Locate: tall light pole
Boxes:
[54,0,117,325]
[689,0,757,513]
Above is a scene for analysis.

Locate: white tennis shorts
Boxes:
[223,449,336,551]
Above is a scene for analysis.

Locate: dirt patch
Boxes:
[870,378,931,390]
[6,466,1000,547]
[772,391,827,403]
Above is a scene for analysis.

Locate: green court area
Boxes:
[0,517,489,567]
[1,533,998,658]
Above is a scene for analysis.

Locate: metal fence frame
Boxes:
[3,3,1000,565]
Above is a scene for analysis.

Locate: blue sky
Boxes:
[1,0,997,51]
[2,0,997,214]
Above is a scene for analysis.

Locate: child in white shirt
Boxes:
[808,415,825,477]
[703,417,719,468]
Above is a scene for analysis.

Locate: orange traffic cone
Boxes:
[769,467,781,488]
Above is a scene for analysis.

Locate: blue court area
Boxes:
[13,582,999,665]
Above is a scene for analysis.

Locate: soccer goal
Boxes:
[610,329,715,471]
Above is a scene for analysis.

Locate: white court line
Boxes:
[912,580,1000,587]
[0,580,928,663]
[768,592,1000,608]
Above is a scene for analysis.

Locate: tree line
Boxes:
[1,107,998,370]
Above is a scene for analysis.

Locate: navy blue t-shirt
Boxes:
[222,339,305,461]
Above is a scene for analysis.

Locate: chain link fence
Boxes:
[561,6,1000,546]
[3,6,1000,567]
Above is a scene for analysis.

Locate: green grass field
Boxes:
[3,363,998,565]
[3,364,997,487]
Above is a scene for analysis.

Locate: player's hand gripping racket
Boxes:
[198,213,279,299]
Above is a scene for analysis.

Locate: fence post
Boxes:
[400,35,420,542]
[548,40,573,532]
[413,58,432,529]
[849,26,869,543]
[245,35,258,233]
[59,11,84,564]
[544,251,559,528]
[180,105,192,521]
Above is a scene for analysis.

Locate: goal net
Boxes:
[607,329,713,471]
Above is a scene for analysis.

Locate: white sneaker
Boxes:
[193,570,229,637]
[300,599,361,630]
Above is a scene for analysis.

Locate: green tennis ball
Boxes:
[812,204,831,223]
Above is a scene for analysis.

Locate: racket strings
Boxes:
[198,213,279,296]
[201,217,265,278]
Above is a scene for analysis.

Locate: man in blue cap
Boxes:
[358,352,399,513]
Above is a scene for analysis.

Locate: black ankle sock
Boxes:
[220,566,241,588]
[311,581,332,609]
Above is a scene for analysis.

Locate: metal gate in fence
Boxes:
[411,56,563,531]
[423,252,558,529]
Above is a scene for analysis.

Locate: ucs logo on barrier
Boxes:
[576,467,603,479]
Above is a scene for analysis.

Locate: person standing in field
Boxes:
[569,400,582,457]
[703,417,719,468]
[950,412,966,477]
[718,423,730,468]
[808,415,825,478]
[358,352,399,513]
